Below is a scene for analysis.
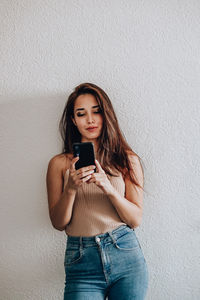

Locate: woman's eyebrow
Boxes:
[75,105,100,112]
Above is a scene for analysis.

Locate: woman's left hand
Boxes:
[87,160,114,195]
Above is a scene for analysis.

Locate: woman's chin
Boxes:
[83,133,100,141]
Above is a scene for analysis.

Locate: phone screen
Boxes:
[72,142,96,172]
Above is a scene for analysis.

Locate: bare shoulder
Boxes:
[47,153,73,177]
[125,151,144,185]
[127,152,141,165]
[125,150,141,165]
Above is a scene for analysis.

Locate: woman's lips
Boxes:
[86,127,98,132]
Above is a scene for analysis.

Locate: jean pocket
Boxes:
[64,248,83,266]
[114,231,140,251]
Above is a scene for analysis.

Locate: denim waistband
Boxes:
[67,225,134,246]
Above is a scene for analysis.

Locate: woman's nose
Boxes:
[87,114,94,123]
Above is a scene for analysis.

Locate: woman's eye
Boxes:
[94,110,101,114]
[76,110,101,117]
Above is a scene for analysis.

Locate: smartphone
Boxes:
[72,142,96,172]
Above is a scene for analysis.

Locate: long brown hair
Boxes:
[59,82,144,190]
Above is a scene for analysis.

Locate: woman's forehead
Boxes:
[74,94,98,108]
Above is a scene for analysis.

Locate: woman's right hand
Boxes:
[66,156,96,191]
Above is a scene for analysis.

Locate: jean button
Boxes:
[96,237,100,243]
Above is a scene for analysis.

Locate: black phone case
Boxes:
[72,142,96,172]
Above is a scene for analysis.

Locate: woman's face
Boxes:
[72,93,103,143]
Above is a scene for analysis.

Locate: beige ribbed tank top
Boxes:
[63,169,126,236]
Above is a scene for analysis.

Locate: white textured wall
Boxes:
[0,1,200,299]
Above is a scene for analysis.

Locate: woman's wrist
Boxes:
[64,183,77,195]
[104,184,115,197]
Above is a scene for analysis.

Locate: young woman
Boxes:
[46,83,148,300]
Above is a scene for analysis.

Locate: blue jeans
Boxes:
[64,225,148,300]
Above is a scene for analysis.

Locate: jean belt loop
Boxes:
[108,231,117,245]
[79,237,83,252]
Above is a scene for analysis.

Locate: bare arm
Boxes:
[49,187,77,231]
[106,155,144,228]
[88,155,144,228]
[46,156,77,231]
[46,155,96,231]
